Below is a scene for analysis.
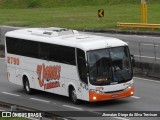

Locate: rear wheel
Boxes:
[24,77,32,94]
[70,87,80,104]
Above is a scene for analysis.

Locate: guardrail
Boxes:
[117,22,160,31]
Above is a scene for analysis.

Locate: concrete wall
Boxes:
[0,26,23,45]
[0,26,24,56]
[124,40,160,78]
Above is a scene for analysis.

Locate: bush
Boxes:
[27,0,41,8]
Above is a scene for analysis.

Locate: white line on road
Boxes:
[2,92,20,97]
[30,98,50,103]
[134,77,160,83]
[134,55,157,59]
[62,104,83,111]
[114,117,130,120]
[141,43,154,46]
[131,96,141,99]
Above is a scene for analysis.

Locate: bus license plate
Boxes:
[112,94,118,98]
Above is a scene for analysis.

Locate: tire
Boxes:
[24,78,33,94]
[70,87,80,104]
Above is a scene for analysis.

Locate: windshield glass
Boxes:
[87,46,132,86]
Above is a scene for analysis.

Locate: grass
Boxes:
[0,0,107,8]
[0,0,160,30]
[0,0,159,8]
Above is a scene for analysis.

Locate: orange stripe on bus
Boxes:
[89,86,134,102]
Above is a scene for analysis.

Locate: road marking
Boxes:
[114,117,130,120]
[141,43,159,47]
[0,109,5,111]
[134,55,160,60]
[62,105,83,111]
[52,102,57,105]
[2,92,20,97]
[141,43,154,46]
[134,55,156,59]
[131,96,141,99]
[134,77,160,83]
[30,98,50,103]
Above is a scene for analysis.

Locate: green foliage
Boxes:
[27,0,41,8]
[0,0,160,30]
[0,0,159,8]
[0,0,107,8]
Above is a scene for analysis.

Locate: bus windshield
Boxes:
[87,46,133,86]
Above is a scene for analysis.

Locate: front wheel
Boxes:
[70,87,80,104]
[24,78,33,94]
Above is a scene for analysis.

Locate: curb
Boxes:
[83,29,160,36]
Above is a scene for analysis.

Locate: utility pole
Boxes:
[141,0,147,23]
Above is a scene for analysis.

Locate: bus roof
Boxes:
[5,27,127,51]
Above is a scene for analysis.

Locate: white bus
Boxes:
[5,27,134,104]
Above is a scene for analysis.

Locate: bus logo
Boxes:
[37,64,61,90]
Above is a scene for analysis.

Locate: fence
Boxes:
[117,22,160,32]
[124,40,160,78]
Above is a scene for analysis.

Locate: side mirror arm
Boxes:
[131,55,135,67]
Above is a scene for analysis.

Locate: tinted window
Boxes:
[6,37,76,65]
[6,37,39,58]
[77,49,88,84]
[51,45,75,65]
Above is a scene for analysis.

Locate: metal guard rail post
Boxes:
[117,22,160,31]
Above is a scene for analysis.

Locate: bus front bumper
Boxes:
[89,86,134,102]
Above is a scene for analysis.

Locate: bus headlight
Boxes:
[93,96,97,100]
[124,83,133,90]
[90,89,104,94]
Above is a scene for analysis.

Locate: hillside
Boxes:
[0,0,106,8]
[0,0,160,29]
[0,0,159,8]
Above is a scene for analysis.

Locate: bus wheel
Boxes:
[70,87,80,104]
[24,78,32,94]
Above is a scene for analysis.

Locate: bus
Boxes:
[5,27,134,104]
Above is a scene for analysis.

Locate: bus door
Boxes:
[77,49,89,101]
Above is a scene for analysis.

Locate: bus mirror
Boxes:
[131,55,135,67]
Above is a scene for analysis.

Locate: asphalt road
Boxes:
[0,58,160,120]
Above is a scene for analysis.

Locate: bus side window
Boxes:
[77,49,88,84]
[39,43,50,60]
